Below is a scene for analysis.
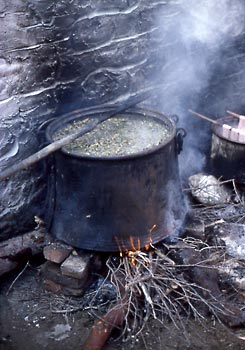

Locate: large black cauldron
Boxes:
[46,107,187,252]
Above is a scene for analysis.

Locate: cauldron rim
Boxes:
[212,116,245,145]
[46,106,177,161]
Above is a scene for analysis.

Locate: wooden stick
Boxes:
[83,298,127,350]
[226,110,244,119]
[188,109,219,125]
[0,93,151,181]
[0,229,51,277]
[0,118,104,181]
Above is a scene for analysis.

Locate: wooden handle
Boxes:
[0,118,103,181]
[0,91,152,181]
[226,110,244,119]
[188,109,219,125]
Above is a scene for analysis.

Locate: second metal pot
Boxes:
[211,117,245,183]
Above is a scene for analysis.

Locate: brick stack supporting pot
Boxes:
[42,242,93,296]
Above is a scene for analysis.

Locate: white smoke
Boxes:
[180,0,244,45]
[155,0,245,180]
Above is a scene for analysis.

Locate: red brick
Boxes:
[43,279,85,296]
[43,279,62,294]
[40,261,86,289]
[61,253,90,280]
[43,242,72,264]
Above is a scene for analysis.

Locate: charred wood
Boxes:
[0,229,51,277]
[83,297,127,350]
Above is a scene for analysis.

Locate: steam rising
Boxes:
[181,1,244,44]
[155,0,245,179]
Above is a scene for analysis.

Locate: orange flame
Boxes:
[116,224,157,262]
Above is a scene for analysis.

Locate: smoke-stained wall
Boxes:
[0,0,170,239]
[0,0,244,239]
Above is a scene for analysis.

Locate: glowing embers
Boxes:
[117,228,159,269]
[120,243,154,267]
[116,224,157,259]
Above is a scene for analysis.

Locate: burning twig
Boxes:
[85,243,236,347]
[49,229,244,348]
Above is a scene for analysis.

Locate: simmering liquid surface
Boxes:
[54,115,171,157]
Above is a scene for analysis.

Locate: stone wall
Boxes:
[0,0,244,239]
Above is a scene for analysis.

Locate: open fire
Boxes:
[118,224,156,258]
[0,1,245,350]
[1,173,245,349]
[1,105,244,349]
[0,105,244,349]
[27,199,241,350]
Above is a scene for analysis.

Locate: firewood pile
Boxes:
[83,176,245,348]
[0,229,51,278]
[83,235,245,349]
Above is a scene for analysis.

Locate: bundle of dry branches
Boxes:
[83,236,242,349]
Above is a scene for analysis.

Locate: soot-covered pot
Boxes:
[211,116,245,184]
[46,107,187,252]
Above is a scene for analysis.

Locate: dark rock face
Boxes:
[0,0,169,239]
[0,0,244,239]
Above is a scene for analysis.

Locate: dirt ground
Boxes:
[0,264,244,350]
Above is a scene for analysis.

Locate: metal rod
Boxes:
[188,109,220,125]
[0,92,151,181]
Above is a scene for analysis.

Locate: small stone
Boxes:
[213,222,245,260]
[218,258,245,291]
[62,286,85,297]
[40,261,87,289]
[188,173,232,205]
[61,254,90,280]
[43,242,72,264]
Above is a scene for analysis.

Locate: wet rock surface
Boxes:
[0,0,168,239]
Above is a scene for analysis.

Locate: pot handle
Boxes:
[176,128,187,154]
[37,118,57,148]
[169,114,179,124]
